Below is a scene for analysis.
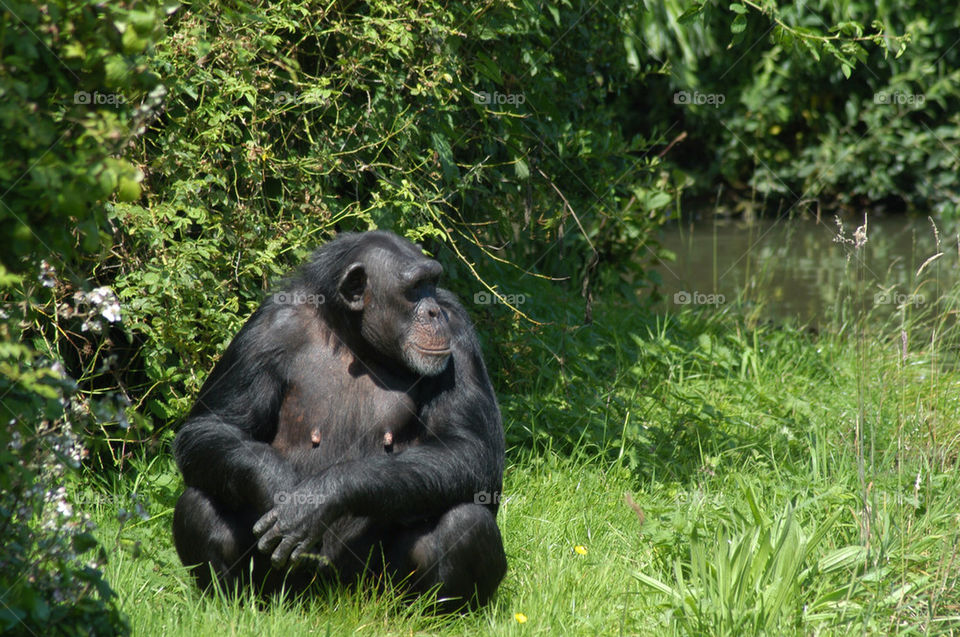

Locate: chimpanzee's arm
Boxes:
[254,298,505,565]
[318,296,503,518]
[173,303,300,515]
[327,356,502,518]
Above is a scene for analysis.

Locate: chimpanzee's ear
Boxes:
[337,263,367,311]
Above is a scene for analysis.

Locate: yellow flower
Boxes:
[515,613,528,624]
[574,545,588,555]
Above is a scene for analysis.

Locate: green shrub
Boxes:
[104,0,679,437]
[627,1,957,217]
[0,1,166,632]
[0,0,168,269]
[0,272,128,636]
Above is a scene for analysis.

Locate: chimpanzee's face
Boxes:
[337,241,451,376]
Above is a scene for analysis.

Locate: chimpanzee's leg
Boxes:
[173,487,310,594]
[384,503,507,610]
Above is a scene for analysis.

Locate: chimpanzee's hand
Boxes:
[253,478,338,567]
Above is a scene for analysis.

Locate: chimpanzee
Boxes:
[172,231,506,608]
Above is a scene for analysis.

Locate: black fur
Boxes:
[172,231,506,609]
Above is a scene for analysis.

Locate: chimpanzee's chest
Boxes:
[271,344,420,462]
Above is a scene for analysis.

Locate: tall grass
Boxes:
[629,215,960,634]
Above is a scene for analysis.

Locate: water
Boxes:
[653,215,959,325]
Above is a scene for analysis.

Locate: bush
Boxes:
[0,1,166,633]
[0,0,168,269]
[105,0,679,437]
[0,271,128,636]
[626,1,958,217]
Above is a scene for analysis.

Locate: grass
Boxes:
[81,286,960,635]
[90,446,648,635]
[76,220,960,635]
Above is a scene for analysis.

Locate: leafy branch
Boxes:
[681,1,910,77]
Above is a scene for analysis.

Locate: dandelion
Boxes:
[514,613,527,624]
[574,544,587,555]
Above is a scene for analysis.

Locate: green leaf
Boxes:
[122,26,148,54]
[547,3,560,25]
[646,191,671,210]
[635,571,675,596]
[818,545,866,573]
[97,167,118,196]
[72,531,99,553]
[731,15,747,34]
[430,132,458,182]
[514,157,529,180]
[624,36,640,71]
[129,9,157,35]
[29,598,49,623]
[104,54,130,87]
[678,4,704,23]
[117,176,141,202]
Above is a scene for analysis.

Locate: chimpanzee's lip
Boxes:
[414,345,452,356]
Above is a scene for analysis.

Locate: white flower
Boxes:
[39,260,57,287]
[90,286,122,323]
[56,499,74,518]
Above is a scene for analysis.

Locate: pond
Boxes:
[653,214,959,326]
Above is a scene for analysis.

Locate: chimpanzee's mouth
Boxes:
[414,345,452,356]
